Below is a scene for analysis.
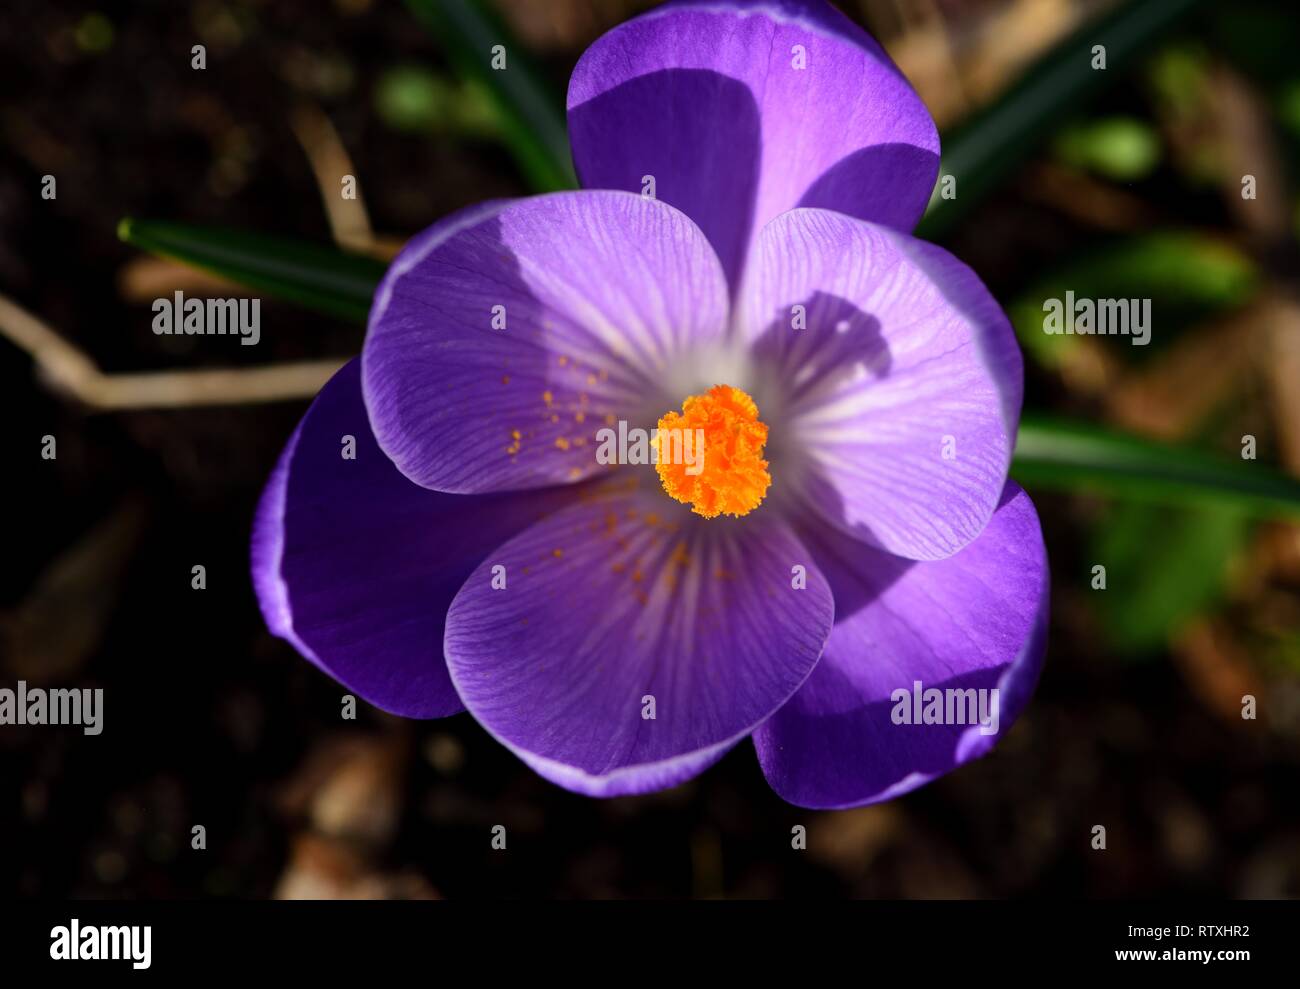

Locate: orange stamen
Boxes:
[654,384,770,518]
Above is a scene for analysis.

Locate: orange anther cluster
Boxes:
[654,384,770,518]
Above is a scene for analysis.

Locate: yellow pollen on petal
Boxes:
[654,384,771,519]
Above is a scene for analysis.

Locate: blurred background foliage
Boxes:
[3,0,1300,899]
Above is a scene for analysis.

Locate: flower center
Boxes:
[654,384,771,519]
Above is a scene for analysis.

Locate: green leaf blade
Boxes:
[404,0,576,192]
[118,218,386,324]
[918,0,1206,240]
[1092,501,1250,655]
[1013,415,1300,517]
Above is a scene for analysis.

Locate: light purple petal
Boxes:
[738,207,1022,560]
[443,480,834,796]
[362,191,730,494]
[251,358,576,718]
[567,0,939,289]
[753,483,1049,809]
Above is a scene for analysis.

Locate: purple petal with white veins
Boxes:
[443,479,835,796]
[568,0,939,289]
[251,358,577,718]
[362,191,730,494]
[739,207,1022,560]
[753,482,1048,809]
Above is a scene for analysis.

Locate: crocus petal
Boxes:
[738,207,1022,560]
[252,358,576,718]
[753,483,1048,809]
[567,0,939,289]
[362,191,730,494]
[443,480,835,796]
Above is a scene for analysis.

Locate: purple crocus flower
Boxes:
[252,0,1048,808]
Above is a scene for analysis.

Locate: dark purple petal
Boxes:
[362,191,729,494]
[753,483,1048,809]
[443,479,834,796]
[251,358,576,718]
[568,0,939,289]
[739,208,1022,560]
